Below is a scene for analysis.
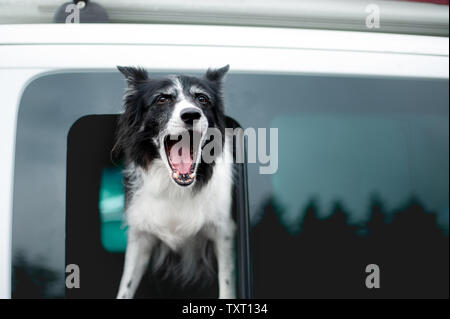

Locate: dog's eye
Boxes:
[196,94,209,104]
[156,95,170,105]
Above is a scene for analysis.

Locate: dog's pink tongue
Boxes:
[169,144,192,174]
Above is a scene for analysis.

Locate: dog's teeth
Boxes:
[173,171,179,178]
[189,173,195,179]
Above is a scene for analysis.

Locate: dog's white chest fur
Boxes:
[125,137,233,251]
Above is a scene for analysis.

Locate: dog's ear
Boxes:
[117,66,148,87]
[205,64,230,82]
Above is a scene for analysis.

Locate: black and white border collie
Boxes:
[115,66,235,299]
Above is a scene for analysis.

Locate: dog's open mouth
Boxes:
[164,130,201,186]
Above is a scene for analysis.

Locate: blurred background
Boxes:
[0,0,448,35]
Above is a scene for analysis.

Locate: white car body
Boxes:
[0,23,448,298]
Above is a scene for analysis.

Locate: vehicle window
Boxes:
[65,115,226,298]
[12,71,448,298]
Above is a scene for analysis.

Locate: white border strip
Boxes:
[0,24,448,56]
[0,44,448,79]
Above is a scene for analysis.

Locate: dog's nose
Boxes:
[180,108,201,124]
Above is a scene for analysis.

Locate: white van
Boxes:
[0,0,448,299]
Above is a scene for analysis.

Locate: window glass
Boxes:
[12,71,449,298]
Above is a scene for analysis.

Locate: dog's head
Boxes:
[116,65,229,188]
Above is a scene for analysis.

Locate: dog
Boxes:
[115,65,235,299]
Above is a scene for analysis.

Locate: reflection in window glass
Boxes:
[99,167,127,253]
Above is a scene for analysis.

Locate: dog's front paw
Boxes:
[116,291,132,299]
[219,290,236,299]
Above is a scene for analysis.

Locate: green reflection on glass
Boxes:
[99,167,127,252]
